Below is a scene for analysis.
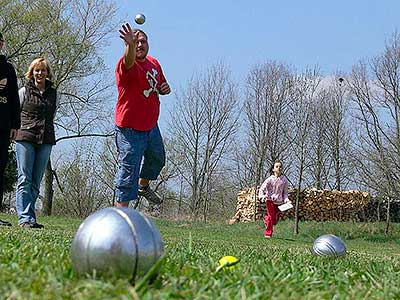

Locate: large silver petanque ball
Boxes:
[312,234,346,257]
[70,207,164,280]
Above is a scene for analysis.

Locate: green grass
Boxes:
[0,213,400,300]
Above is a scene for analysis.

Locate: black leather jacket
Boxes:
[0,55,20,131]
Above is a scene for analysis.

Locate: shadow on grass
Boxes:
[273,237,297,242]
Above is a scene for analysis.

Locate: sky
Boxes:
[105,0,400,128]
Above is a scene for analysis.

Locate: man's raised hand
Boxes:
[119,23,138,46]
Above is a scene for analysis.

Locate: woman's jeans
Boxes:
[15,141,52,224]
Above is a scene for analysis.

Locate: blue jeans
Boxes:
[114,125,165,203]
[16,141,52,224]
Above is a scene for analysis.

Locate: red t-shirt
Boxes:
[115,55,167,131]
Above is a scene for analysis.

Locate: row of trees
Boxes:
[0,0,117,211]
[2,1,399,228]
[162,33,400,227]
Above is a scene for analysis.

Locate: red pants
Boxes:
[264,200,280,237]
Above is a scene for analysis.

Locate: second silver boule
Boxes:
[312,234,346,257]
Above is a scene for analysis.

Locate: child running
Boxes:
[258,160,290,238]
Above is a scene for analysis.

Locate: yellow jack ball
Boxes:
[216,256,240,272]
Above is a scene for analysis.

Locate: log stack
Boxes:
[228,187,265,224]
[282,188,371,222]
[228,187,372,224]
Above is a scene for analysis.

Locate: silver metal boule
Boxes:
[135,13,146,25]
[70,207,164,280]
[312,234,346,257]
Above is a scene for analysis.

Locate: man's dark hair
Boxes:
[133,29,148,40]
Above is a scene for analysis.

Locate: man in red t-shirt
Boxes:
[114,23,170,207]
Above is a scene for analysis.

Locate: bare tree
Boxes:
[233,62,294,223]
[307,89,332,189]
[96,137,118,206]
[287,68,322,234]
[53,140,110,218]
[241,62,293,189]
[1,0,118,215]
[323,77,354,190]
[168,64,239,220]
[348,32,400,233]
[232,143,254,190]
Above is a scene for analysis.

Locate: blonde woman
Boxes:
[15,58,58,228]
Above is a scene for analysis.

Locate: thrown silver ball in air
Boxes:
[135,13,146,25]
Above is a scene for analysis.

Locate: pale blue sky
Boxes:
[106,0,400,127]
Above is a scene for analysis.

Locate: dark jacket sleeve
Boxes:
[8,63,20,129]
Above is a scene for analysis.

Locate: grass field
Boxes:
[0,212,399,300]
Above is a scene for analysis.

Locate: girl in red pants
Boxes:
[258,160,290,238]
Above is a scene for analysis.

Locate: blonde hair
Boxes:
[25,57,53,80]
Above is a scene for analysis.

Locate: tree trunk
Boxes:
[377,200,380,222]
[43,159,54,216]
[294,156,306,235]
[294,187,301,235]
[203,196,207,222]
[334,141,341,190]
[178,179,183,214]
[385,197,391,235]
[315,163,322,190]
[253,186,257,221]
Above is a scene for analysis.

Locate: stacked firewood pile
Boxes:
[228,187,265,224]
[229,187,374,224]
[282,188,371,221]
